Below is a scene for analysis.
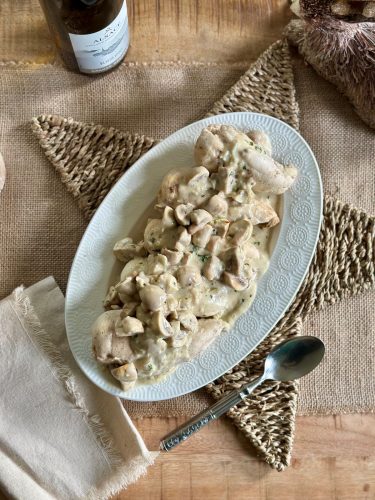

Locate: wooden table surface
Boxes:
[1,1,375,499]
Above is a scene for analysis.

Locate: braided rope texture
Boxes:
[31,40,375,470]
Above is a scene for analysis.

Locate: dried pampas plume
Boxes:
[285,1,375,129]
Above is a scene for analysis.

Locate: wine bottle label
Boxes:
[69,2,129,74]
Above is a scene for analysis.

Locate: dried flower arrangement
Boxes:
[286,0,375,128]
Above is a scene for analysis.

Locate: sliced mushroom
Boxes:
[165,294,179,314]
[135,272,150,289]
[147,254,168,275]
[120,302,139,317]
[151,310,174,337]
[116,277,137,297]
[206,235,224,255]
[120,257,147,282]
[228,220,253,246]
[139,285,167,311]
[168,329,188,348]
[135,304,152,325]
[92,310,135,364]
[119,316,144,337]
[186,166,210,185]
[188,209,213,234]
[247,130,272,156]
[205,193,228,218]
[194,126,226,172]
[192,224,213,248]
[203,255,224,281]
[174,203,194,225]
[103,286,120,309]
[222,272,249,291]
[143,219,164,252]
[161,206,176,228]
[178,311,198,333]
[161,248,183,265]
[111,363,138,391]
[157,167,193,207]
[176,266,202,287]
[221,247,244,275]
[174,227,192,251]
[113,237,147,263]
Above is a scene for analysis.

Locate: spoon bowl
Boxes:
[264,336,325,382]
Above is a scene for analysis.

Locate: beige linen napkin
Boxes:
[0,276,157,499]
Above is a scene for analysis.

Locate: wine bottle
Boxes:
[39,0,129,74]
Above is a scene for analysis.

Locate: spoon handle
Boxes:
[160,375,263,451]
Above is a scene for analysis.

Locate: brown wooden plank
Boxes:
[111,415,375,499]
[0,0,291,63]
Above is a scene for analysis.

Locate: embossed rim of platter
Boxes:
[65,112,323,401]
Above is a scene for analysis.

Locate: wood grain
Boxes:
[114,415,375,499]
[1,1,374,499]
[0,0,291,63]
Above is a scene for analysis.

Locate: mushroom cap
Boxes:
[139,285,167,311]
[113,238,146,263]
[161,248,183,265]
[161,206,177,228]
[175,203,194,225]
[222,272,249,291]
[120,316,144,336]
[151,310,174,337]
[205,194,228,218]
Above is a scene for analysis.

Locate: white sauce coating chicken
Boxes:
[92,125,298,391]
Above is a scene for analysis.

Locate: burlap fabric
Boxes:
[0,41,374,469]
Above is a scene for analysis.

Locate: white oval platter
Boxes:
[66,112,323,401]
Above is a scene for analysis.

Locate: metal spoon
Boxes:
[160,335,325,451]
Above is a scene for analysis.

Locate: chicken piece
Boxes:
[157,166,212,208]
[176,266,202,287]
[195,124,297,194]
[192,225,213,248]
[228,199,279,227]
[240,148,297,194]
[205,193,228,218]
[143,219,178,252]
[113,237,146,263]
[147,254,168,275]
[203,255,224,281]
[189,319,228,358]
[247,130,272,156]
[92,310,136,364]
[111,363,138,391]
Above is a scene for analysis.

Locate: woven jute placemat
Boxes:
[27,40,374,470]
[0,39,373,469]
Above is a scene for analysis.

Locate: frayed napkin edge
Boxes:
[9,284,159,498]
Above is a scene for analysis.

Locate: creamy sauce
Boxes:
[92,125,297,391]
